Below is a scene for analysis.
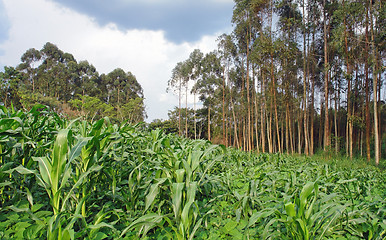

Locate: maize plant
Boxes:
[0,106,385,239]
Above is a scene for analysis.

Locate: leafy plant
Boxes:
[1,106,384,239]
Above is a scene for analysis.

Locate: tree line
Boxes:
[0,42,146,123]
[164,0,385,165]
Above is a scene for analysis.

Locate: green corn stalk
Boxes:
[33,129,71,216]
[12,128,101,240]
[281,181,347,240]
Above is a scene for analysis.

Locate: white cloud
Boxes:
[0,0,223,121]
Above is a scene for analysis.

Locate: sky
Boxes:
[0,0,234,121]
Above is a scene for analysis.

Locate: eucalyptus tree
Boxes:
[301,0,310,155]
[333,0,355,158]
[121,97,146,123]
[232,0,267,151]
[306,0,323,155]
[106,68,144,121]
[0,66,22,108]
[167,61,192,137]
[187,49,203,139]
[363,0,371,162]
[369,0,382,165]
[74,60,100,98]
[317,0,340,151]
[120,71,146,122]
[266,0,282,153]
[276,0,302,154]
[106,68,127,106]
[38,42,76,101]
[322,0,330,151]
[180,61,191,137]
[217,33,238,147]
[18,48,42,93]
[250,29,273,153]
[168,62,185,136]
[163,0,384,160]
[194,51,223,142]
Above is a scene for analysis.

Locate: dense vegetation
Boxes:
[1,106,384,239]
[0,42,146,123]
[1,0,385,165]
[165,0,385,165]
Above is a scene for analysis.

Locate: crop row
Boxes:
[0,105,385,239]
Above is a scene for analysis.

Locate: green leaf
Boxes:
[68,137,91,164]
[61,165,102,212]
[60,167,72,191]
[26,187,33,206]
[172,182,184,220]
[223,220,238,234]
[189,218,203,240]
[93,232,108,240]
[51,129,70,193]
[33,157,52,187]
[295,218,308,239]
[247,209,278,228]
[175,169,185,183]
[299,182,315,216]
[13,165,37,175]
[120,213,164,238]
[285,202,296,218]
[61,229,71,240]
[144,178,167,212]
[181,182,197,230]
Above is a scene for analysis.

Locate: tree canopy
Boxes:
[162,0,385,165]
[0,42,146,123]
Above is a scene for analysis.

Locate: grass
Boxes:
[0,105,385,239]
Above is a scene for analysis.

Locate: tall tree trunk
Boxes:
[268,0,280,153]
[229,91,240,148]
[281,117,284,153]
[194,90,197,140]
[319,98,324,149]
[323,0,330,151]
[365,3,371,162]
[377,67,382,160]
[208,105,211,141]
[242,117,246,151]
[222,70,226,145]
[185,85,188,137]
[303,0,309,155]
[343,0,353,159]
[268,110,273,153]
[286,102,290,153]
[246,23,252,152]
[310,31,315,155]
[370,0,379,165]
[271,55,281,153]
[298,106,302,154]
[178,78,182,136]
[334,81,339,154]
[253,67,260,152]
[255,95,260,152]
[261,70,266,152]
[289,104,294,154]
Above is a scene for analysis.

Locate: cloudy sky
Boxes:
[0,0,234,121]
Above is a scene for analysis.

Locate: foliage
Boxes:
[167,0,385,165]
[0,42,146,123]
[1,106,385,239]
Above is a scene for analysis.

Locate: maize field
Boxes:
[0,105,385,239]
